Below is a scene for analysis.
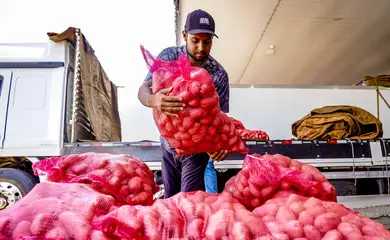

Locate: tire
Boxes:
[0,168,38,197]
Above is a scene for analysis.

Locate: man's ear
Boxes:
[182,30,188,42]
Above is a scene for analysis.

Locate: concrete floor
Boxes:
[338,195,390,229]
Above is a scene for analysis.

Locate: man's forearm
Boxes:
[138,82,154,108]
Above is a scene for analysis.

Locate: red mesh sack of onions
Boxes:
[253,192,390,240]
[0,182,116,240]
[33,152,159,206]
[229,116,246,130]
[140,45,248,156]
[92,191,270,239]
[223,154,337,210]
[238,129,270,140]
[228,116,270,140]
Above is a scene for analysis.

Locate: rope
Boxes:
[379,138,390,194]
[375,79,390,120]
[346,138,357,186]
[372,78,390,194]
[376,79,380,119]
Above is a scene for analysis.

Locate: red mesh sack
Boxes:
[140,46,248,156]
[32,152,159,206]
[238,129,270,140]
[0,182,117,240]
[93,191,269,239]
[223,154,337,210]
[229,116,270,140]
[253,192,390,240]
[229,116,246,130]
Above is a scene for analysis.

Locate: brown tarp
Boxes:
[292,105,383,140]
[362,75,390,87]
[47,27,122,142]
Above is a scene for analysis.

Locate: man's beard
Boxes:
[186,44,207,63]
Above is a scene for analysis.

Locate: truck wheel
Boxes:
[0,168,38,210]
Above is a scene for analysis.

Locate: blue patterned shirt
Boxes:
[144,45,230,113]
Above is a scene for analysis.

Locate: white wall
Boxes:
[118,86,390,141]
[229,86,390,140]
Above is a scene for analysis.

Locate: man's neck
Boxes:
[183,45,206,67]
[190,58,203,67]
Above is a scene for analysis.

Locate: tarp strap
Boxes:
[375,79,390,120]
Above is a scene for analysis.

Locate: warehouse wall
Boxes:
[120,86,390,141]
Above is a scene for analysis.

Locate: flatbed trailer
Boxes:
[62,138,390,195]
[63,138,390,170]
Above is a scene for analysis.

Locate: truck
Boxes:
[1,26,390,227]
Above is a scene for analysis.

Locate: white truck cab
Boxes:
[0,41,74,157]
[0,28,119,209]
[0,40,76,209]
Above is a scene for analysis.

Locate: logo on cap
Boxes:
[199,17,210,25]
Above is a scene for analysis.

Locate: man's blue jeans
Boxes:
[204,159,218,193]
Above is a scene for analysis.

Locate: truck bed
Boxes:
[63,138,390,180]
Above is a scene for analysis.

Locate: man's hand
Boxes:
[208,150,228,162]
[150,87,185,117]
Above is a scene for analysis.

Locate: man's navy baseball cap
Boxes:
[184,9,219,38]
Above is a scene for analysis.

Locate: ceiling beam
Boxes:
[237,0,282,84]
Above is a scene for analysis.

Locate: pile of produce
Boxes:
[93,191,268,239]
[141,46,248,156]
[0,182,115,239]
[254,193,390,239]
[93,190,390,240]
[223,154,337,210]
[1,151,389,239]
[32,152,159,206]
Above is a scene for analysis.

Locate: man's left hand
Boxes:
[208,150,228,162]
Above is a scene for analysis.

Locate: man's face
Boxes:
[183,31,213,63]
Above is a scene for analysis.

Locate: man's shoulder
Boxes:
[205,55,228,78]
[161,45,184,53]
[158,45,185,61]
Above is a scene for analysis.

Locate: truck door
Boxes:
[0,71,12,148]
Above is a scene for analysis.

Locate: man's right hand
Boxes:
[150,87,185,117]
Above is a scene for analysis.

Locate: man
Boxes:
[138,9,229,198]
